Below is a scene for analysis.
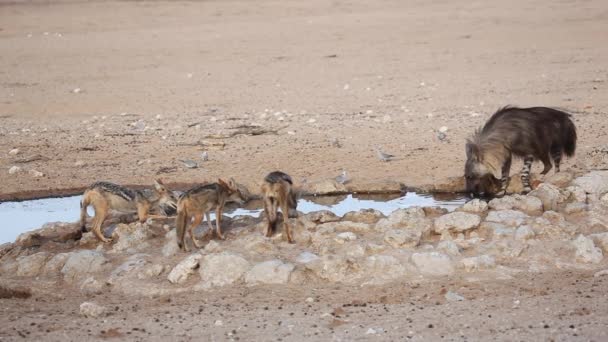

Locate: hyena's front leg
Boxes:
[521,156,534,194]
[496,154,512,197]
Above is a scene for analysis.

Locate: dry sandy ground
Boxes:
[0,0,607,199]
[1,0,608,340]
[1,270,607,341]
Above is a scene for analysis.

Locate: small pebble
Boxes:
[8,166,22,174]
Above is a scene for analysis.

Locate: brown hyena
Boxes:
[465,106,577,197]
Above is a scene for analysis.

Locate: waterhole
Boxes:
[0,192,467,244]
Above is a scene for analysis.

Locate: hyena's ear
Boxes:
[465,141,481,161]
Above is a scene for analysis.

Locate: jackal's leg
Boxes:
[496,154,512,197]
[263,197,277,237]
[204,212,214,237]
[190,213,204,248]
[521,156,534,194]
[80,197,90,233]
[215,206,225,240]
[136,202,150,224]
[91,201,111,243]
[281,200,295,244]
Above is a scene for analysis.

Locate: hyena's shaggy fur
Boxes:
[465,106,577,196]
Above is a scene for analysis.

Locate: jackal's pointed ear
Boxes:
[154,179,166,192]
[217,178,229,190]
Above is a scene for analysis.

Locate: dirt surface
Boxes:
[1,270,607,341]
[1,0,607,199]
[1,1,608,341]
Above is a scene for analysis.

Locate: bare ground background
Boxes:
[1,0,608,341]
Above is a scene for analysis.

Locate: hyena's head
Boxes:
[465,142,501,197]
[154,179,178,215]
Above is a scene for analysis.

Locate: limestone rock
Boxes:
[162,230,180,257]
[16,252,51,277]
[168,253,202,284]
[590,233,608,254]
[485,210,528,227]
[437,240,461,256]
[564,202,587,214]
[529,183,565,211]
[342,209,385,224]
[107,254,149,286]
[375,207,431,234]
[80,302,106,318]
[302,210,341,224]
[295,251,320,264]
[335,232,357,243]
[565,186,587,203]
[545,171,574,188]
[433,212,481,234]
[458,199,488,214]
[42,253,70,276]
[111,223,152,253]
[459,255,496,272]
[15,223,82,248]
[198,252,250,289]
[573,235,603,264]
[384,229,421,248]
[515,225,535,241]
[137,264,165,280]
[573,171,608,196]
[411,252,454,276]
[305,255,361,283]
[488,195,543,215]
[61,250,109,283]
[80,277,104,295]
[245,260,295,286]
[361,255,408,285]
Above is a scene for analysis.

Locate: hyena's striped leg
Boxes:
[551,146,562,173]
[521,156,534,193]
[496,154,512,197]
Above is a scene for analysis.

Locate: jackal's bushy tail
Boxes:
[175,202,189,250]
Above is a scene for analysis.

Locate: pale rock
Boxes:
[342,209,385,224]
[28,169,44,178]
[305,255,361,283]
[459,255,496,272]
[488,195,543,214]
[445,291,465,302]
[529,183,565,211]
[485,210,528,227]
[111,223,152,253]
[61,250,108,283]
[306,180,347,195]
[302,210,341,224]
[458,199,488,213]
[515,225,535,241]
[8,166,22,174]
[411,252,454,276]
[245,260,295,286]
[480,222,513,239]
[434,212,481,233]
[565,186,587,203]
[137,264,165,280]
[375,207,431,233]
[590,233,608,253]
[295,251,320,264]
[573,235,603,264]
[16,252,51,277]
[107,254,148,285]
[564,202,587,214]
[42,253,70,276]
[366,243,387,254]
[80,277,104,295]
[162,230,180,257]
[384,229,421,248]
[422,206,448,216]
[545,171,574,188]
[335,232,357,243]
[323,221,373,234]
[80,302,106,318]
[362,255,408,285]
[8,148,19,155]
[168,253,202,284]
[437,240,461,256]
[198,252,250,289]
[204,240,222,253]
[531,211,576,238]
[243,235,276,254]
[573,171,608,195]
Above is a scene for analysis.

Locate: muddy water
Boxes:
[0,192,467,244]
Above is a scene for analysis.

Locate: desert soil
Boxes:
[1,0,608,340]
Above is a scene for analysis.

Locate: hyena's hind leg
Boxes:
[263,197,278,238]
[496,154,512,197]
[520,156,534,194]
[539,153,552,175]
[550,144,562,173]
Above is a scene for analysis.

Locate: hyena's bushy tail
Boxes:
[175,201,189,250]
[562,115,577,157]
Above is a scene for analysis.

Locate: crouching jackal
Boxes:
[176,178,247,251]
[262,171,298,243]
[80,180,177,242]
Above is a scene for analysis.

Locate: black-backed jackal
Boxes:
[175,178,247,251]
[80,180,177,242]
[261,171,298,243]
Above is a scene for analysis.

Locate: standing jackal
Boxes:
[465,106,577,197]
[175,178,247,251]
[80,180,177,242]
[262,171,298,243]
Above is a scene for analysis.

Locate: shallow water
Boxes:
[0,192,467,244]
